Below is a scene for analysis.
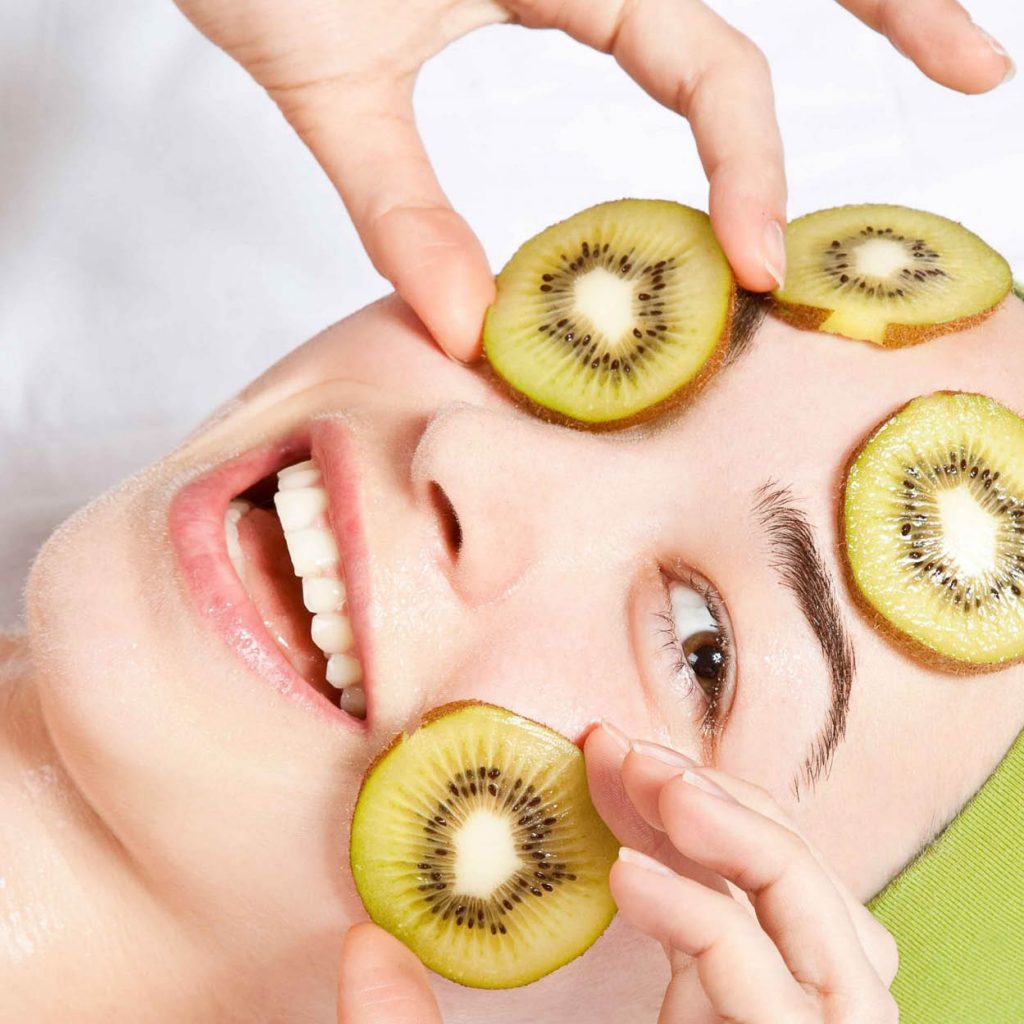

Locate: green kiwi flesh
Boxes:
[774,204,1011,346]
[483,199,735,426]
[349,702,619,988]
[844,392,1024,668]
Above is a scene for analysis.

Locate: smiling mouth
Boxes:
[224,456,367,719]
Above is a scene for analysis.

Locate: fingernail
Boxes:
[618,846,677,879]
[975,25,1016,83]
[629,739,698,772]
[679,768,738,803]
[442,346,473,366]
[976,24,1009,58]
[762,220,786,290]
[600,719,631,753]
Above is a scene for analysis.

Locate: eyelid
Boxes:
[658,566,738,755]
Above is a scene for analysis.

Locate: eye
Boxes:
[655,572,734,735]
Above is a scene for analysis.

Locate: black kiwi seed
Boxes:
[844,392,1024,669]
[484,200,735,426]
[350,703,620,989]
[773,204,1011,347]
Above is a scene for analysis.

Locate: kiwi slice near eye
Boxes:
[843,392,1024,669]
[349,701,619,988]
[773,204,1011,346]
[483,199,735,427]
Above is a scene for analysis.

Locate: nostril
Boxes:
[429,482,463,558]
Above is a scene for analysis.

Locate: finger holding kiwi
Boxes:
[842,391,1024,670]
[349,702,619,989]
[483,199,736,428]
[773,204,1012,347]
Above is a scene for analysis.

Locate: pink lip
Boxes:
[168,422,374,733]
[311,418,377,724]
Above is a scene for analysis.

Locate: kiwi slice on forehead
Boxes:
[483,199,735,427]
[843,392,1024,669]
[773,204,1011,346]
[349,702,618,988]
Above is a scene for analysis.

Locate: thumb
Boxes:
[338,921,444,1024]
[271,76,494,362]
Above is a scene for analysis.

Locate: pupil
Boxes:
[688,644,724,681]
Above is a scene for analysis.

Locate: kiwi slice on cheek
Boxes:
[483,199,735,427]
[773,204,1011,346]
[349,702,619,988]
[843,392,1024,669]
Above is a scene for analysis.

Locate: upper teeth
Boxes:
[225,458,366,719]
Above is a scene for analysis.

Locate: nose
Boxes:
[410,403,604,607]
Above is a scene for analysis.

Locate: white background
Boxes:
[1,0,1022,627]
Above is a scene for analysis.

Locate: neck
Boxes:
[0,636,199,1022]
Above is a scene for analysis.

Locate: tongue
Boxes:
[234,508,332,697]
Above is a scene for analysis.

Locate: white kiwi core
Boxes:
[573,267,635,344]
[936,486,999,578]
[853,237,909,279]
[452,810,522,899]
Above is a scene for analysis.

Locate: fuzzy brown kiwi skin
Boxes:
[837,390,1024,675]
[482,283,737,432]
[771,295,1006,348]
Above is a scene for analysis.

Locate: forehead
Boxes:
[643,296,1024,498]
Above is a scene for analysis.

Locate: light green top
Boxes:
[868,726,1024,1021]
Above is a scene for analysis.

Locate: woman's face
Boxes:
[25,293,1024,1021]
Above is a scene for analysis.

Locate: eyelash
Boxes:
[654,571,733,740]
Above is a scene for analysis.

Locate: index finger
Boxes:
[271,76,495,363]
[508,0,788,292]
[338,922,443,1024]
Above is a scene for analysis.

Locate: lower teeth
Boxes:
[340,686,367,718]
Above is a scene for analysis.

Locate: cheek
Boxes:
[23,470,212,821]
[26,483,148,762]
[24,483,371,938]
[232,295,514,428]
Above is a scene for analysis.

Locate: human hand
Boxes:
[174,0,1013,362]
[584,722,900,1022]
[335,720,899,1022]
[337,920,442,1024]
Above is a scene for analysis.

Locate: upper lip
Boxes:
[310,415,376,723]
[168,415,376,732]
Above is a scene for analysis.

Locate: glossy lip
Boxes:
[311,416,377,725]
[168,420,374,733]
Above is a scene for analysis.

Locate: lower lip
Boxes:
[168,435,366,732]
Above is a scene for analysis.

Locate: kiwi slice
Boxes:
[349,701,619,988]
[773,204,1011,346]
[483,199,735,427]
[843,392,1024,669]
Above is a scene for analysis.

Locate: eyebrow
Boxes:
[752,482,857,798]
[624,290,770,442]
[721,289,771,368]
